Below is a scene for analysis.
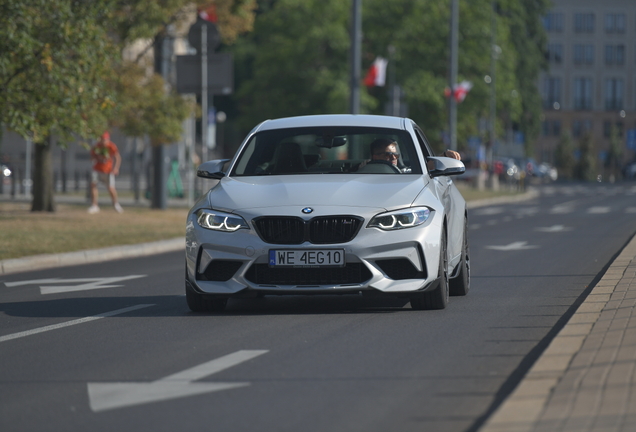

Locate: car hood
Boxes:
[207,175,428,212]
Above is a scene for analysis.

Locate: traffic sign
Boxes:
[176,53,233,95]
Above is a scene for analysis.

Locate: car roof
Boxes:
[255,114,408,132]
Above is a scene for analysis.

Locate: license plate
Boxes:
[269,249,345,268]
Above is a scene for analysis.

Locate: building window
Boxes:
[572,120,593,138]
[543,77,562,109]
[573,44,594,65]
[604,121,624,138]
[543,12,564,32]
[547,43,563,64]
[574,13,595,33]
[542,120,561,136]
[604,13,625,33]
[605,79,623,110]
[573,78,593,110]
[605,45,625,65]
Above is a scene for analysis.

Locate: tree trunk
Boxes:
[31,135,56,212]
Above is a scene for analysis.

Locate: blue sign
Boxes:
[627,129,636,150]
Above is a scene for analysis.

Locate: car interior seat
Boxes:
[271,142,308,174]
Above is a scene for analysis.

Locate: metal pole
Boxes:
[349,0,362,114]
[489,1,496,165]
[25,137,32,196]
[201,24,208,163]
[449,0,459,150]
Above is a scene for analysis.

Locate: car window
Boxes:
[231,127,422,176]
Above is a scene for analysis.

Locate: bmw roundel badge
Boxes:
[301,207,313,214]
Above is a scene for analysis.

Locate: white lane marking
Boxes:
[550,205,574,214]
[88,350,269,412]
[535,225,572,232]
[4,275,147,295]
[625,207,636,214]
[0,304,154,343]
[474,207,505,216]
[588,206,610,214]
[485,241,539,251]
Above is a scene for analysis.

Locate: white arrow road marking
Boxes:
[87,350,269,412]
[550,205,574,214]
[535,225,572,232]
[485,241,539,251]
[0,304,154,343]
[588,206,610,214]
[4,275,147,295]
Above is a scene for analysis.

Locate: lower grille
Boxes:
[198,260,243,281]
[376,259,426,280]
[245,263,372,286]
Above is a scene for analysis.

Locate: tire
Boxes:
[185,268,227,312]
[411,228,449,310]
[449,216,470,296]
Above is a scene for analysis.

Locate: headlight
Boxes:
[196,209,249,232]
[368,207,432,231]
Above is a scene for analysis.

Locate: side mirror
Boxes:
[197,159,231,179]
[427,157,466,178]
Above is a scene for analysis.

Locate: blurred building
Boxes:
[538,0,636,167]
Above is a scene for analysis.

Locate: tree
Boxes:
[576,132,597,181]
[229,0,544,156]
[500,0,550,156]
[0,0,257,211]
[554,131,575,179]
[234,0,352,132]
[605,125,622,181]
[0,0,116,211]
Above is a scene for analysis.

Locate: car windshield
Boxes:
[231,126,422,176]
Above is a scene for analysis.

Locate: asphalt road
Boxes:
[1,182,635,432]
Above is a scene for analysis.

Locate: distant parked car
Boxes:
[185,115,470,312]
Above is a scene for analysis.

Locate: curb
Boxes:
[479,232,636,431]
[0,237,184,276]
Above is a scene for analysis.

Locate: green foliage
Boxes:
[111,61,194,145]
[576,133,598,181]
[606,125,622,178]
[0,0,117,144]
[235,0,351,130]
[230,0,547,155]
[554,131,575,179]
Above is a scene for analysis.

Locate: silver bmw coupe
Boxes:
[185,114,470,311]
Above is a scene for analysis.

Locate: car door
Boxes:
[413,125,463,264]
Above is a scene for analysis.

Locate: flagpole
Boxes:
[349,0,362,114]
[449,0,459,149]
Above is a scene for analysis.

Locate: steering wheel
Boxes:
[365,160,402,173]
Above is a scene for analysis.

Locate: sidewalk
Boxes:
[480,232,636,432]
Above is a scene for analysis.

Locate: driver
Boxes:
[360,138,461,173]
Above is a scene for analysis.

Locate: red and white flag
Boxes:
[199,5,218,23]
[364,57,388,87]
[444,81,473,102]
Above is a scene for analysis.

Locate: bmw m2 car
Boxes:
[186,114,469,311]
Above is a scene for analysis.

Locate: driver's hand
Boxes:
[443,150,461,160]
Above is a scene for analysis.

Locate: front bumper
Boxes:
[185,207,444,298]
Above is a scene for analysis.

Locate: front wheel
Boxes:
[411,229,449,310]
[449,216,470,296]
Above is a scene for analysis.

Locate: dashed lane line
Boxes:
[0,304,154,343]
